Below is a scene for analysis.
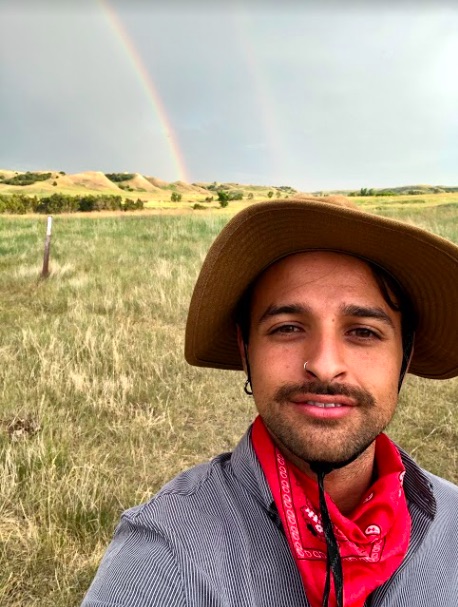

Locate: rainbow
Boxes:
[99,0,189,182]
[233,10,288,185]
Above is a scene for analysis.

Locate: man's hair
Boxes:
[234,257,417,384]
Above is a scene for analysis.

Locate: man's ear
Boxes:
[236,325,248,374]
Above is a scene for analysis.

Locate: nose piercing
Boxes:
[304,361,308,371]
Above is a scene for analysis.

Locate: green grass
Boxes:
[0,205,457,605]
[356,192,458,211]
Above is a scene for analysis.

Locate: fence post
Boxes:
[41,216,53,278]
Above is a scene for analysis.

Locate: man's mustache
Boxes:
[274,381,375,408]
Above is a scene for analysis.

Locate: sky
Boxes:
[1,0,458,191]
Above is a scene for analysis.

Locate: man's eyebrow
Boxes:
[341,304,396,329]
[256,302,396,329]
[257,303,311,325]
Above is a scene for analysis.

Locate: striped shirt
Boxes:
[82,427,458,606]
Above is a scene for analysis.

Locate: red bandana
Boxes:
[252,416,411,607]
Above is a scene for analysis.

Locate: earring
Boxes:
[244,379,253,395]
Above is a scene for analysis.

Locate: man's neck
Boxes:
[278,442,376,517]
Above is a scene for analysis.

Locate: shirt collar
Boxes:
[398,447,436,519]
[231,425,276,512]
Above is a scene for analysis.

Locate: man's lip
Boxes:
[289,394,356,407]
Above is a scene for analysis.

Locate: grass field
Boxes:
[0,202,457,606]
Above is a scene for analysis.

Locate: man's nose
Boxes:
[303,332,346,382]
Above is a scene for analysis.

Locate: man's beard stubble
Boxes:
[261,380,390,468]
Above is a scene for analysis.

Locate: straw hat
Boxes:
[185,197,458,379]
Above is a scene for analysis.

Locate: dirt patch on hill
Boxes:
[66,171,118,191]
[170,181,210,194]
[0,169,19,179]
[179,181,210,194]
[145,176,169,189]
[54,174,83,188]
[125,174,162,192]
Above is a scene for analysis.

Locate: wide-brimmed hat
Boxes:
[185,197,458,379]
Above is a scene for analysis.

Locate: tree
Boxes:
[267,191,274,198]
[217,191,230,204]
[228,190,243,201]
[171,192,182,202]
[105,173,135,183]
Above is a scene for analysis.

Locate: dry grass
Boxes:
[0,214,253,605]
[0,204,457,605]
[61,172,116,191]
[357,191,458,211]
[123,174,161,192]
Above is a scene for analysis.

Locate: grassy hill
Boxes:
[0,169,299,210]
[1,168,458,213]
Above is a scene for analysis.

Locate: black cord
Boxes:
[312,466,344,607]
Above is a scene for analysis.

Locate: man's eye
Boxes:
[273,324,301,334]
[349,328,378,339]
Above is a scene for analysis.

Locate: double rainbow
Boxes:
[99,0,189,183]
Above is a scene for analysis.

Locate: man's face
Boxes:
[239,251,403,468]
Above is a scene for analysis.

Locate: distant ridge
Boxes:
[0,169,300,201]
[312,184,458,196]
[1,169,458,203]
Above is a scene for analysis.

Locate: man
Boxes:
[82,198,458,606]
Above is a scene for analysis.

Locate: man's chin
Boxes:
[305,446,370,472]
[284,434,376,472]
[262,414,382,471]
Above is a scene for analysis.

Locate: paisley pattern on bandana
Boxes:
[252,416,411,607]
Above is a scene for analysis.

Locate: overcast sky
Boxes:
[1,0,457,191]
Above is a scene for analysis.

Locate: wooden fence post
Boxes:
[41,216,53,278]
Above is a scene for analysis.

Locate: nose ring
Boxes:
[304,361,308,371]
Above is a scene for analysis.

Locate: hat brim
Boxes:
[185,199,458,379]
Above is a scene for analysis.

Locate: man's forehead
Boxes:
[245,251,407,321]
[254,250,377,288]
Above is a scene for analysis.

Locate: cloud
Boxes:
[1,1,458,189]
